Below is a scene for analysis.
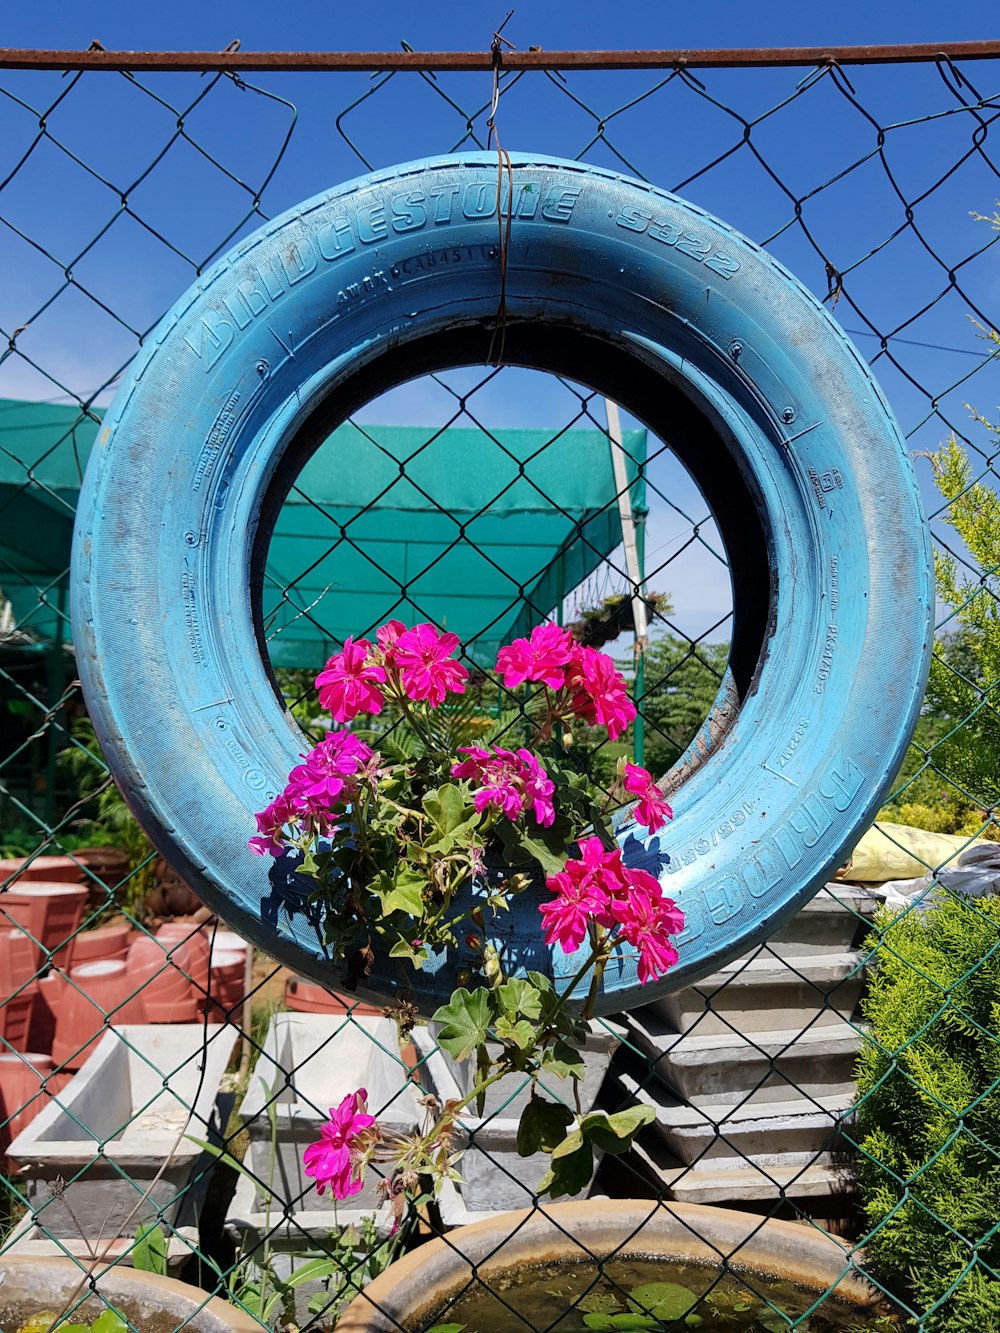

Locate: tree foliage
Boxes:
[638,632,729,779]
[856,894,1000,1330]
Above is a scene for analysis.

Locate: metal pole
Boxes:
[2,40,999,71]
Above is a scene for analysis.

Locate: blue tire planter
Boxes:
[71,154,932,1015]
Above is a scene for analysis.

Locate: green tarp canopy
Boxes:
[0,398,647,666]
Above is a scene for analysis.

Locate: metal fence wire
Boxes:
[1,40,999,1333]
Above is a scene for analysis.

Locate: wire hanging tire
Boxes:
[71,153,933,1015]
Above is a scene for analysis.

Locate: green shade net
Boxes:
[0,399,647,665]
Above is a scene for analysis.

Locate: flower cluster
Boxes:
[451,745,556,826]
[249,731,373,857]
[302,1088,377,1199]
[622,762,673,834]
[540,836,684,985]
[316,621,469,722]
[495,624,637,740]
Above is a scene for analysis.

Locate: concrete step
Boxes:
[645,950,866,1037]
[631,1138,857,1205]
[612,1061,854,1166]
[758,883,878,958]
[623,1010,863,1108]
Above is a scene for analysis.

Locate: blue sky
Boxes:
[2,2,998,648]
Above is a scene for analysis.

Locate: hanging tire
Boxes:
[71,153,933,1015]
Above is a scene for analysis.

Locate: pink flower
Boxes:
[302,1088,376,1199]
[495,623,576,690]
[567,646,637,741]
[248,793,300,856]
[517,748,556,827]
[623,763,674,833]
[539,865,607,953]
[393,623,469,706]
[451,746,556,827]
[376,618,407,667]
[315,638,386,722]
[540,837,628,952]
[610,881,683,985]
[287,731,373,807]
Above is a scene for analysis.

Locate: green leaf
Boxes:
[538,1139,594,1198]
[516,1097,574,1156]
[422,783,468,833]
[582,1105,656,1155]
[131,1222,169,1276]
[551,1127,584,1160]
[432,987,494,1061]
[497,977,543,1021]
[90,1313,128,1333]
[494,1016,536,1050]
[540,1039,587,1081]
[628,1281,697,1319]
[583,1314,659,1330]
[424,1324,467,1333]
[373,865,426,916]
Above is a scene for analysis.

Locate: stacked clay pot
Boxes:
[0,882,88,970]
[49,959,148,1070]
[0,927,39,1053]
[285,975,384,1018]
[0,1052,71,1154]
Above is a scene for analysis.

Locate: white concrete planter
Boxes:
[224,1168,392,1325]
[412,1020,621,1214]
[7,1024,237,1238]
[239,1012,421,1215]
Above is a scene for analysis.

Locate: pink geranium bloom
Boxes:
[540,837,630,953]
[248,793,300,856]
[567,646,637,740]
[302,1088,376,1199]
[451,746,556,827]
[623,763,674,833]
[495,623,576,690]
[375,618,407,667]
[288,731,373,806]
[517,748,556,827]
[539,866,607,954]
[315,637,386,721]
[610,876,684,985]
[394,623,469,705]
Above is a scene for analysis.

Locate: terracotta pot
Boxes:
[0,856,81,885]
[67,923,134,969]
[50,960,148,1070]
[0,927,37,989]
[0,882,88,968]
[337,1200,884,1332]
[0,979,38,1054]
[27,973,60,1054]
[71,845,130,886]
[0,1053,71,1150]
[126,931,200,1022]
[0,1257,260,1332]
[157,920,211,995]
[145,857,203,918]
[202,950,247,1020]
[285,974,384,1017]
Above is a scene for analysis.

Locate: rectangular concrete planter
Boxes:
[412,1021,621,1214]
[224,1169,392,1326]
[239,1012,422,1214]
[7,1023,237,1238]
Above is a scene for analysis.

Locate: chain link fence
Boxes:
[1,42,999,1333]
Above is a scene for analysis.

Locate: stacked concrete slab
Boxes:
[618,882,877,1205]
